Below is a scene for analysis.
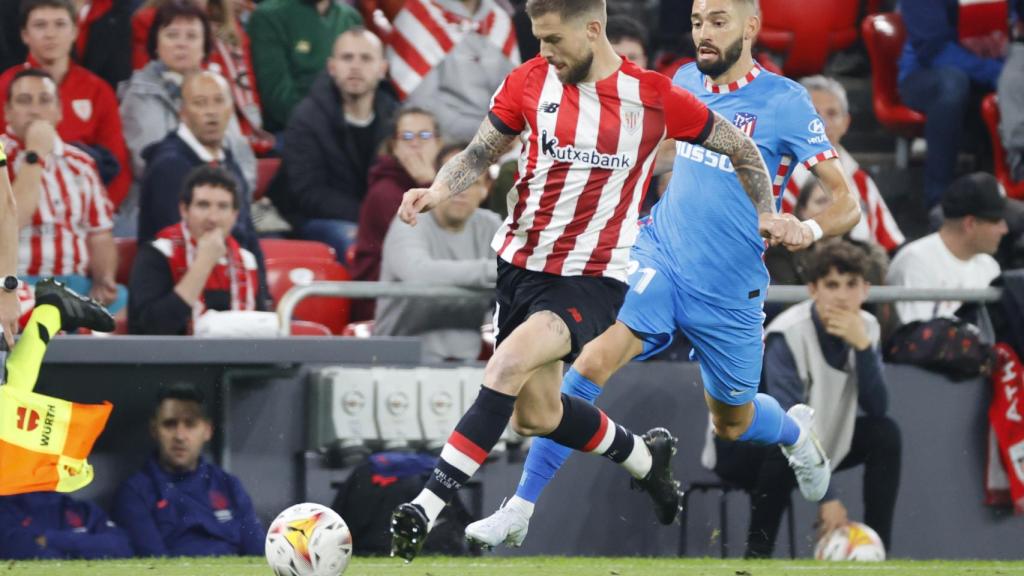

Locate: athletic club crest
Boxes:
[733,112,757,137]
[623,109,642,135]
[71,99,92,121]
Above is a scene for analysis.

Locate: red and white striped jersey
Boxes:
[489,56,712,282]
[784,146,905,251]
[2,134,114,277]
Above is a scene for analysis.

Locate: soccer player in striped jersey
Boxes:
[465,0,863,550]
[389,0,796,562]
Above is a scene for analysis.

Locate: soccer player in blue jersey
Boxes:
[465,0,862,549]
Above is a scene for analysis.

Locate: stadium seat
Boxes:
[115,238,137,286]
[981,94,1024,200]
[259,238,337,262]
[679,478,795,559]
[862,13,927,168]
[265,257,352,334]
[290,320,333,336]
[758,0,860,78]
[255,157,281,201]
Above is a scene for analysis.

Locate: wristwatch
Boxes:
[1,275,18,293]
[23,151,41,166]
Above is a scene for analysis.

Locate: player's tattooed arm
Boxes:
[435,119,516,200]
[700,112,774,215]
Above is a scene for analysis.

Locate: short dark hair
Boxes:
[7,68,57,103]
[795,179,827,218]
[526,0,606,22]
[19,0,75,30]
[436,142,469,171]
[806,239,870,283]
[147,0,213,62]
[180,165,240,209]
[606,14,647,51]
[155,382,209,419]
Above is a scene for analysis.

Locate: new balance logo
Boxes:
[539,101,560,114]
[540,130,632,169]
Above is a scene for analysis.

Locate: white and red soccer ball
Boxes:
[815,521,886,561]
[265,503,353,576]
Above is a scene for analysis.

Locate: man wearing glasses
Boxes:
[272,27,398,262]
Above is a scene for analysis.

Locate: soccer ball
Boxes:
[814,521,886,561]
[265,503,353,576]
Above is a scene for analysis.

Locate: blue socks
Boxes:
[737,393,801,446]
[515,368,602,503]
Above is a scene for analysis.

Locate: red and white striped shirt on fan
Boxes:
[386,0,519,99]
[1,134,114,277]
[489,56,713,282]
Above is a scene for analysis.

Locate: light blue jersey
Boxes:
[646,63,837,310]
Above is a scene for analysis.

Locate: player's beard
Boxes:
[696,35,744,79]
[562,49,595,85]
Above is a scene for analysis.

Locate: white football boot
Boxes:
[780,404,831,501]
[464,499,531,549]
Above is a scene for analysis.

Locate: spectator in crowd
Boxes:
[0,0,132,208]
[70,0,133,89]
[607,14,648,69]
[789,76,904,253]
[351,107,442,284]
[709,240,901,558]
[269,27,396,261]
[136,70,264,272]
[887,172,1007,324]
[129,165,262,335]
[375,143,500,362]
[999,19,1024,183]
[247,0,362,132]
[898,0,1014,209]
[383,0,518,143]
[3,69,126,314]
[112,382,264,557]
[119,0,255,234]
[0,492,133,559]
[131,0,273,154]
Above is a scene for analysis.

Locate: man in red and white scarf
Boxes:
[127,165,260,335]
[784,76,905,253]
[383,0,520,142]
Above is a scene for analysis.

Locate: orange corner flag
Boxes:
[0,385,112,495]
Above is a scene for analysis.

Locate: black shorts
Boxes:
[494,258,628,362]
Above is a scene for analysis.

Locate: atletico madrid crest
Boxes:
[733,112,758,137]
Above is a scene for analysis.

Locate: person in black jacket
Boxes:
[137,70,268,305]
[269,26,397,262]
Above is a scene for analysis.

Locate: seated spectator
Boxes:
[3,69,126,314]
[269,27,397,260]
[0,0,132,207]
[112,382,264,556]
[898,0,1013,209]
[137,69,266,287]
[788,76,905,253]
[382,0,518,142]
[247,0,362,132]
[351,107,442,283]
[71,0,132,89]
[887,172,1007,324]
[999,22,1024,182]
[709,240,901,558]
[131,0,273,154]
[119,0,255,233]
[375,143,500,362]
[129,165,262,335]
[0,492,132,559]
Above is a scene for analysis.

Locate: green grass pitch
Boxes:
[5,557,1024,576]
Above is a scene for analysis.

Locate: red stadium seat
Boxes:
[115,238,137,286]
[981,94,1024,200]
[758,0,860,77]
[259,238,337,262]
[265,256,351,334]
[862,13,926,168]
[254,157,281,201]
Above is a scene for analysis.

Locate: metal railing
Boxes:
[277,281,1003,335]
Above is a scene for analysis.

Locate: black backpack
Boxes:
[885,317,994,381]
